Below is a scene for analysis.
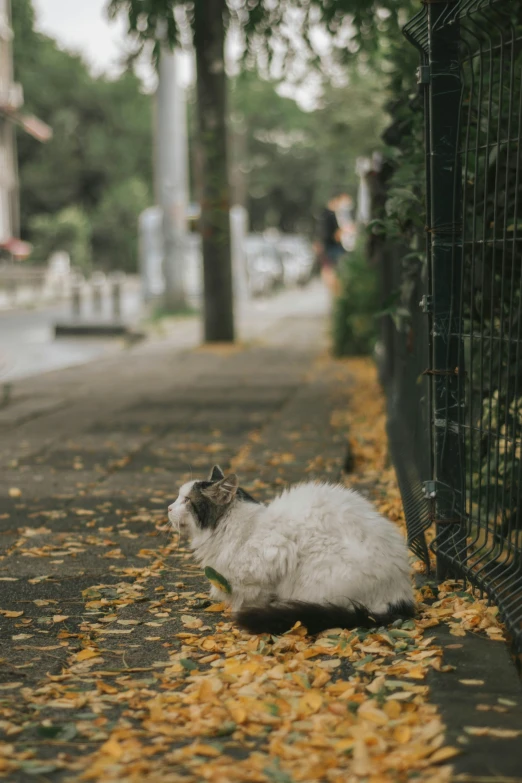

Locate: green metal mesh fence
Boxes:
[392,0,522,653]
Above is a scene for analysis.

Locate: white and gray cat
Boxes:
[168,465,414,635]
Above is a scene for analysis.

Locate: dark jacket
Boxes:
[321,207,341,249]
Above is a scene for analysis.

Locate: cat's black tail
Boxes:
[235,599,415,636]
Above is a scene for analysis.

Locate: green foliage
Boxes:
[204,566,232,594]
[332,240,380,357]
[91,178,150,272]
[12,0,153,272]
[29,206,92,272]
[107,0,181,64]
[108,0,417,73]
[352,8,427,360]
[108,0,415,286]
[226,68,386,233]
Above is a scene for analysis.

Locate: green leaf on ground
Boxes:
[204,566,232,594]
[215,721,237,737]
[180,658,198,671]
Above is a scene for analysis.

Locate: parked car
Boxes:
[138,210,312,305]
[275,235,315,287]
[244,234,284,297]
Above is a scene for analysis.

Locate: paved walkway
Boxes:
[1,282,521,782]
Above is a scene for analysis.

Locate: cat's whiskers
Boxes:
[172,517,182,550]
[163,512,183,551]
[155,522,173,547]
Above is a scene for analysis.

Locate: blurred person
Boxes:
[336,193,357,252]
[319,194,344,294]
[336,193,353,226]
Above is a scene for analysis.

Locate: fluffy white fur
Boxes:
[168,478,413,616]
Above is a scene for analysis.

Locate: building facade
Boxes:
[0,0,50,257]
[0,0,20,245]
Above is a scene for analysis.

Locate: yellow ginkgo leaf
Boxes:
[76,648,100,661]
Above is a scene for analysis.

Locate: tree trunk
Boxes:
[194,0,235,342]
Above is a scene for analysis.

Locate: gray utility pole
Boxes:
[155,44,189,311]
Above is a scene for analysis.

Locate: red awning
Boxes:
[18,114,53,142]
[0,238,33,259]
[0,106,52,142]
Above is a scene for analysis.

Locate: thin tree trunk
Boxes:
[193,0,235,342]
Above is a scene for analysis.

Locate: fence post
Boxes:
[110,273,125,320]
[427,2,466,580]
[71,277,82,318]
[91,273,105,315]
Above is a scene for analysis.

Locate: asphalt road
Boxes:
[0,279,333,386]
[0,290,142,382]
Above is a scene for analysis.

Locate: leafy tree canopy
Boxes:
[108,0,415,67]
[12,0,421,271]
[227,67,387,233]
[12,0,153,272]
[109,0,419,238]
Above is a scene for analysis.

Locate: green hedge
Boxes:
[331,240,379,357]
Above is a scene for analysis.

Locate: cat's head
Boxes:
[168,465,258,539]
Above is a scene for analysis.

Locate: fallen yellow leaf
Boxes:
[76,648,101,661]
[225,700,247,724]
[458,679,484,686]
[198,678,224,699]
[298,690,323,715]
[464,727,522,738]
[366,674,386,694]
[97,681,118,694]
[99,736,124,760]
[393,725,412,743]
[334,738,354,753]
[352,739,371,777]
[181,615,203,629]
[430,746,461,763]
[312,669,331,688]
[191,743,221,757]
[383,700,402,719]
[358,702,389,726]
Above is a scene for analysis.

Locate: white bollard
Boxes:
[91,272,105,315]
[230,204,249,301]
[110,272,125,320]
[71,275,83,318]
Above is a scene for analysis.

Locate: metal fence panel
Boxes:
[393,0,522,653]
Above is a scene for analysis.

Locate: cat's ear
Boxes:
[208,465,225,482]
[201,474,239,505]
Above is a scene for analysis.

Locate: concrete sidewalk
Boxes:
[0,283,521,782]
